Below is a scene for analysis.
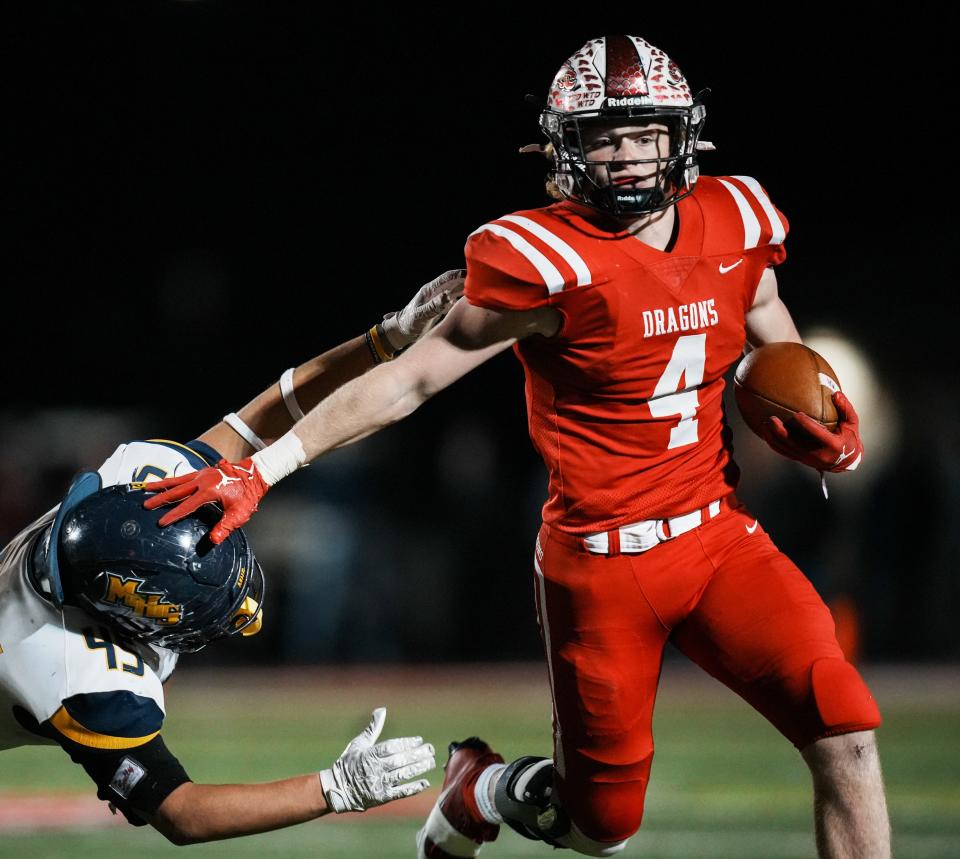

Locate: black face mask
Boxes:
[544,114,703,217]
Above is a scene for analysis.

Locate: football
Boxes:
[734,342,841,438]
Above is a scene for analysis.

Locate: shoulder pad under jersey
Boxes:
[97,439,221,488]
[695,175,789,264]
[0,568,175,747]
[464,209,600,311]
[46,690,165,751]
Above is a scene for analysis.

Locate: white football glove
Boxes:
[319,708,435,813]
[380,269,466,352]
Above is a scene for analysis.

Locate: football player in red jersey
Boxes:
[146,36,886,858]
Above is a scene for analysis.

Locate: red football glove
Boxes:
[143,458,269,544]
[761,391,864,473]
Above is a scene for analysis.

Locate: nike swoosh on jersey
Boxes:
[745,520,759,534]
[719,258,744,274]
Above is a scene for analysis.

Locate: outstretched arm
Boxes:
[150,774,329,845]
[144,300,560,541]
[284,299,557,460]
[148,708,433,845]
[198,270,465,461]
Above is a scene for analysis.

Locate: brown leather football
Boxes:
[734,342,841,438]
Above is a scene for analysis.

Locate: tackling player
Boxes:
[144,36,889,857]
[0,271,463,843]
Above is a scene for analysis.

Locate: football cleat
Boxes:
[416,737,504,858]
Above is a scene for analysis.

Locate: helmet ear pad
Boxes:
[57,484,263,652]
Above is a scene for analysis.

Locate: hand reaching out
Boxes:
[319,708,435,813]
[381,269,466,352]
[143,458,270,544]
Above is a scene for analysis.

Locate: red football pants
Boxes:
[533,499,881,844]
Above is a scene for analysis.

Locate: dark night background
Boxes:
[4,3,956,664]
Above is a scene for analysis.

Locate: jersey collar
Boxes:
[551,193,704,260]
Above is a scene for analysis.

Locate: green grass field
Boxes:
[1,663,958,858]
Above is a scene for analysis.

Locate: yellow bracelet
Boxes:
[368,324,396,362]
[363,328,381,365]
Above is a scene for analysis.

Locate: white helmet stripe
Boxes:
[733,175,786,245]
[470,224,565,294]
[717,178,762,249]
[499,215,592,286]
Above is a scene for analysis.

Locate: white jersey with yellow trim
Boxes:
[0,439,216,750]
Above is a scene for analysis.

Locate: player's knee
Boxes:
[806,657,881,743]
[494,756,643,849]
[557,753,650,844]
[557,821,630,856]
[566,792,644,846]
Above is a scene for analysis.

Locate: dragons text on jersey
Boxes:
[464,175,787,533]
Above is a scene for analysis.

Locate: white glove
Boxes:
[380,269,466,352]
[319,708,435,813]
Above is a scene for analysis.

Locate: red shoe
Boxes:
[416,738,504,858]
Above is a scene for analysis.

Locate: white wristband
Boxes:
[223,413,266,452]
[251,432,307,486]
[279,368,305,422]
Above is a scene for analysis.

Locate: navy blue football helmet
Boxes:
[38,473,264,653]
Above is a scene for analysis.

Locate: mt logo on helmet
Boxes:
[101,572,183,626]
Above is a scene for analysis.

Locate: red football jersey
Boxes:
[464,175,789,533]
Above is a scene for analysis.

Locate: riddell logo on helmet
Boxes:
[607,96,652,107]
[102,573,183,625]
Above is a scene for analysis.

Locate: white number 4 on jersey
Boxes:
[648,334,707,449]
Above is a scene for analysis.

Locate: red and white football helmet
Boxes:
[540,35,709,217]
